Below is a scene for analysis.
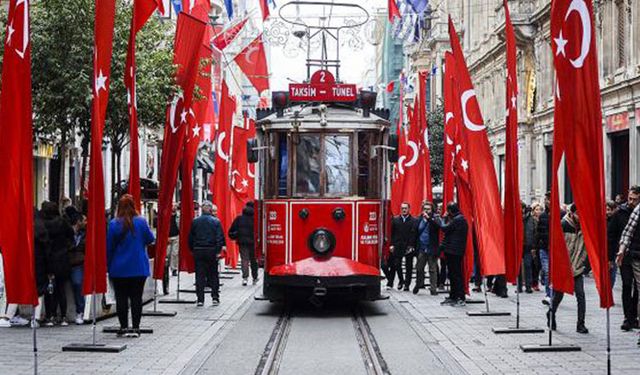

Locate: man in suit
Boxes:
[390,202,418,291]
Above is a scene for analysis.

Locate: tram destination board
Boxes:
[289,70,357,102]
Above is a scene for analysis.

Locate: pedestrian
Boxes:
[615,186,640,335]
[229,201,259,286]
[41,201,75,327]
[518,203,535,294]
[189,201,225,307]
[390,202,418,291]
[68,212,86,325]
[107,194,155,338]
[413,201,440,295]
[530,202,544,291]
[167,203,180,277]
[615,193,626,206]
[536,192,552,305]
[605,200,618,289]
[435,202,469,307]
[548,204,589,334]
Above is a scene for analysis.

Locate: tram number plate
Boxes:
[289,70,357,102]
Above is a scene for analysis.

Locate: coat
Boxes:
[107,216,155,278]
[229,206,255,248]
[607,204,634,263]
[415,217,440,256]
[42,214,75,277]
[391,215,418,253]
[523,213,536,252]
[535,209,549,250]
[34,211,49,294]
[562,216,587,277]
[188,213,226,256]
[437,213,469,257]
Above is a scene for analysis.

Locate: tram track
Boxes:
[255,304,390,375]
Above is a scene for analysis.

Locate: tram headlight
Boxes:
[308,229,336,256]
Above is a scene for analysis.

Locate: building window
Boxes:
[426,74,432,112]
[617,0,626,68]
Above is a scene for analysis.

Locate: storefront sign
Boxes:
[606,112,629,133]
[33,144,54,158]
[289,70,357,102]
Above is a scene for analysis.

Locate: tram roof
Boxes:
[256,103,390,131]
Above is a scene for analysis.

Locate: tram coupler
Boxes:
[312,287,328,297]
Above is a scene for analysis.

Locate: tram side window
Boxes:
[278,134,288,196]
[325,135,350,195]
[295,135,321,194]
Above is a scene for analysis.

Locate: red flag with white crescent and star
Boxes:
[154,13,208,280]
[0,0,38,305]
[503,0,524,284]
[212,17,248,52]
[126,0,164,212]
[390,73,407,216]
[230,115,256,204]
[388,0,401,23]
[234,34,270,95]
[83,0,116,295]
[550,0,612,307]
[442,52,456,213]
[448,17,505,276]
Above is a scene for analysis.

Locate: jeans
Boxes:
[539,249,551,297]
[552,274,586,326]
[446,253,465,301]
[415,253,439,293]
[111,277,147,329]
[518,250,533,290]
[69,266,85,315]
[194,251,219,302]
[620,262,638,322]
[239,245,258,280]
[609,262,617,289]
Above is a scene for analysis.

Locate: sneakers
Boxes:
[440,297,455,306]
[242,279,248,286]
[75,314,84,325]
[116,328,127,337]
[212,298,220,306]
[453,299,466,307]
[525,288,533,294]
[576,324,589,334]
[31,320,40,328]
[9,316,30,327]
[44,319,55,327]
[60,318,69,327]
[196,301,204,307]
[0,318,11,328]
[252,278,259,285]
[542,296,551,306]
[472,287,482,293]
[125,329,141,338]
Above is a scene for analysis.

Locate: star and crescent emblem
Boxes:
[554,0,591,69]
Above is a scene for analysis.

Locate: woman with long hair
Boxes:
[107,194,155,337]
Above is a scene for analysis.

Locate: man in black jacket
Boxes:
[229,202,258,286]
[436,202,469,306]
[390,202,418,291]
[536,192,552,304]
[610,186,640,331]
[189,201,226,306]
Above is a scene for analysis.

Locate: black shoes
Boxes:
[430,290,438,296]
[525,288,533,294]
[412,286,420,295]
[403,286,410,292]
[472,287,482,293]
[621,320,633,331]
[397,283,404,291]
[440,297,455,306]
[576,324,589,334]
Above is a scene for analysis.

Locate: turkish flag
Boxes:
[126,0,163,212]
[211,80,239,267]
[390,76,407,216]
[234,34,269,94]
[503,0,524,284]
[212,17,248,51]
[259,0,270,21]
[443,51,474,294]
[448,17,505,276]
[550,0,612,307]
[230,115,256,204]
[154,13,207,279]
[83,0,116,295]
[388,0,401,23]
[0,0,38,305]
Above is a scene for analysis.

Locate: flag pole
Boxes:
[158,247,195,305]
[32,309,38,375]
[467,276,510,317]
[492,262,544,334]
[142,279,177,316]
[606,307,611,374]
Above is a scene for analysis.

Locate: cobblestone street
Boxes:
[1,270,638,375]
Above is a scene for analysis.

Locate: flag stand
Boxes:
[62,293,127,353]
[142,280,177,316]
[32,310,38,375]
[520,289,581,352]
[493,267,544,334]
[159,268,196,304]
[467,278,510,317]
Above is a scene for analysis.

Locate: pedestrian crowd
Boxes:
[385,185,640,345]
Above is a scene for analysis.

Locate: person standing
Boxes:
[549,204,589,334]
[414,202,439,295]
[229,202,258,286]
[107,195,155,338]
[68,213,86,325]
[436,202,469,307]
[616,186,640,335]
[189,201,225,307]
[390,202,418,291]
[518,203,535,294]
[168,203,180,277]
[536,193,552,305]
[605,201,618,288]
[530,203,544,291]
[41,201,75,326]
[610,187,639,331]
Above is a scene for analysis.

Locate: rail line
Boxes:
[255,308,293,375]
[352,308,391,375]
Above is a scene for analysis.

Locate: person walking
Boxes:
[436,202,469,307]
[41,201,75,327]
[229,202,258,286]
[68,212,86,325]
[107,194,155,338]
[616,187,640,341]
[610,186,639,331]
[189,201,225,307]
[390,202,418,291]
[168,204,180,277]
[518,203,535,293]
[413,201,439,295]
[549,204,589,334]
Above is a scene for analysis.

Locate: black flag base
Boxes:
[465,299,485,304]
[158,299,196,304]
[102,326,153,334]
[520,343,581,352]
[62,343,126,353]
[141,310,177,317]
[492,327,545,334]
[467,311,511,317]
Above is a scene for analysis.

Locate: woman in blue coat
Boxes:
[107,194,155,337]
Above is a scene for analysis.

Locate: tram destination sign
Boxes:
[289,70,357,102]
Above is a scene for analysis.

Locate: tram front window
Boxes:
[295,135,322,194]
[325,135,350,195]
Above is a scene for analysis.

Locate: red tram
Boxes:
[248,69,396,301]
